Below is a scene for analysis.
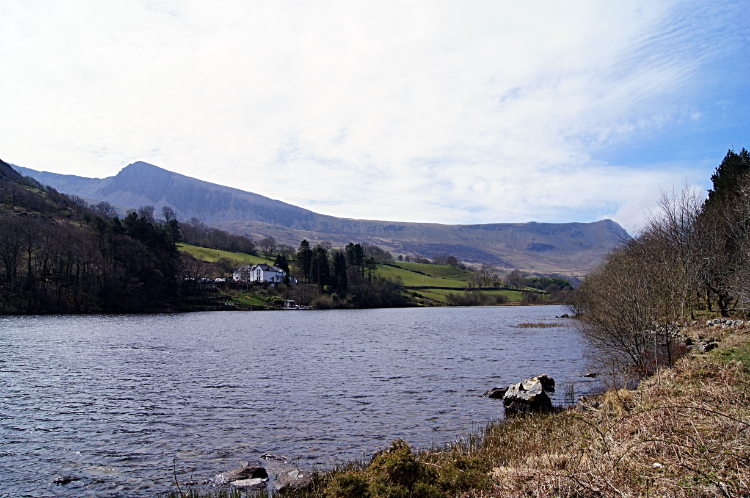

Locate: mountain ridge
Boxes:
[12,161,628,275]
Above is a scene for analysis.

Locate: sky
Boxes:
[1,1,748,233]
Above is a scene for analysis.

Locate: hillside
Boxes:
[13,161,629,276]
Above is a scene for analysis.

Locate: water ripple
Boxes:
[0,306,596,497]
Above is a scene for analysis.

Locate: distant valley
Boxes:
[13,161,628,277]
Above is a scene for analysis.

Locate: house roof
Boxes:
[253,264,285,273]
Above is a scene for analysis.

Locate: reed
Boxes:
[513,322,565,328]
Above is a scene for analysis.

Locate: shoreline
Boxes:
[160,323,750,498]
[0,300,568,316]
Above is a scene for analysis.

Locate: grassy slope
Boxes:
[387,262,474,282]
[417,288,524,303]
[178,243,272,265]
[375,264,468,288]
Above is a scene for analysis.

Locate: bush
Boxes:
[521,291,543,303]
[325,440,442,498]
[311,295,334,309]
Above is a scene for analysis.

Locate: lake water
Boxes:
[0,305,596,497]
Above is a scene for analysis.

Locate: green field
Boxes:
[375,264,468,287]
[177,243,272,265]
[415,288,524,303]
[386,262,474,282]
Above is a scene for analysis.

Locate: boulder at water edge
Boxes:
[275,468,313,491]
[503,375,555,416]
[214,463,268,486]
[231,478,268,489]
[482,386,508,399]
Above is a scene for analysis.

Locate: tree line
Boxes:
[286,240,407,308]
[573,148,750,379]
[0,173,185,313]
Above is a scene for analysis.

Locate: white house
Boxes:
[233,263,287,284]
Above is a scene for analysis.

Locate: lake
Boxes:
[0,305,596,497]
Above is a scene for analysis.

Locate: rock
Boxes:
[576,395,600,411]
[231,478,268,489]
[482,386,508,399]
[503,375,554,416]
[214,464,268,486]
[260,453,287,461]
[703,342,718,352]
[535,374,556,393]
[559,313,569,318]
[275,468,313,492]
[53,476,80,485]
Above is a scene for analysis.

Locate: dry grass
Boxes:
[478,349,750,497]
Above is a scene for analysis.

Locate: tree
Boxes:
[432,253,449,265]
[297,240,313,281]
[277,244,295,259]
[365,244,393,263]
[137,205,155,224]
[572,184,712,378]
[506,269,526,289]
[161,206,176,223]
[259,236,277,258]
[345,243,365,267]
[705,148,750,211]
[165,219,182,252]
[273,254,290,275]
[331,251,348,295]
[92,201,117,219]
[310,245,330,289]
[479,264,498,287]
[0,213,23,284]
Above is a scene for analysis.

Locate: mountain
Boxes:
[13,161,628,276]
[0,158,25,182]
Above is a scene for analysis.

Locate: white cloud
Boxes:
[0,0,745,229]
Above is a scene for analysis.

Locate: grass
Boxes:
[178,243,272,265]
[231,294,272,307]
[375,264,468,288]
[163,327,750,498]
[418,288,524,303]
[714,334,750,365]
[386,262,474,282]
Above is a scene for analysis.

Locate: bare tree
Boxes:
[161,206,176,223]
[506,269,526,289]
[432,253,449,265]
[0,214,23,283]
[479,264,498,287]
[92,201,116,219]
[278,244,295,259]
[573,185,708,377]
[259,237,277,258]
[137,205,155,224]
